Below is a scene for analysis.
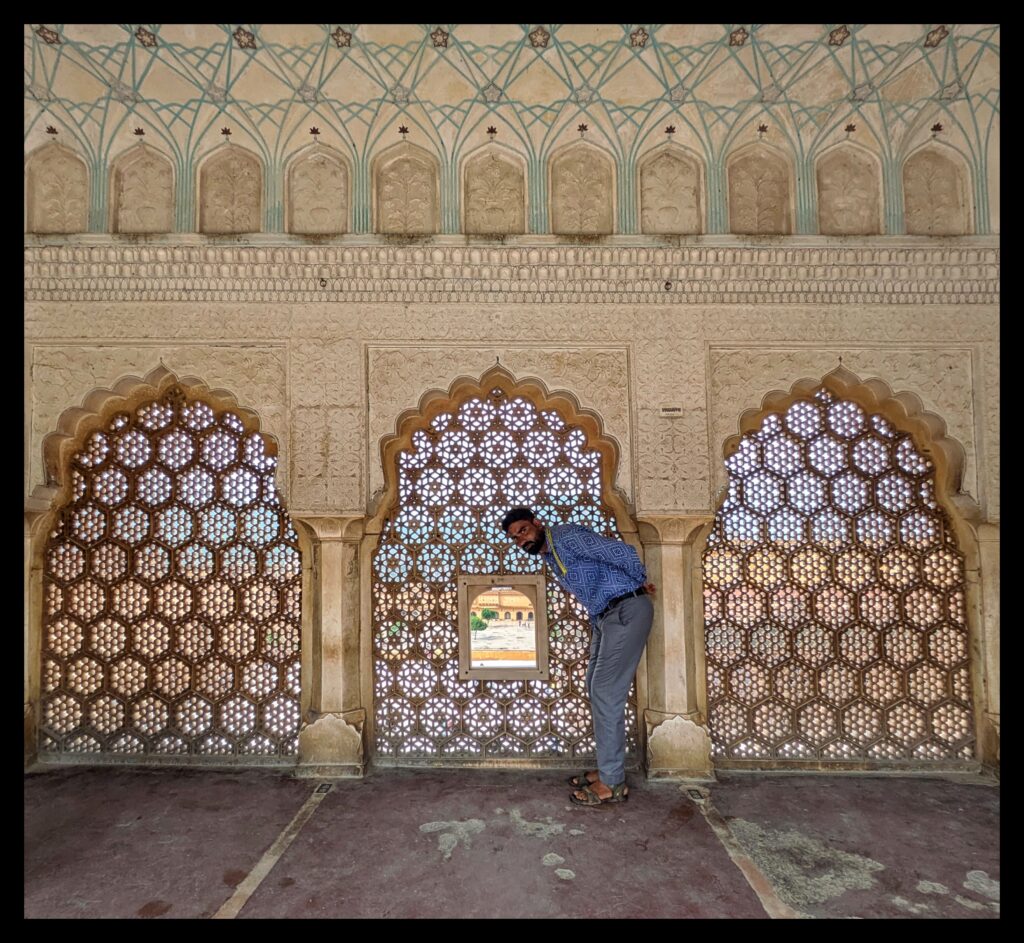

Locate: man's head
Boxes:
[502,506,546,554]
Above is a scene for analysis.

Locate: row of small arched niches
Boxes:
[25,137,975,237]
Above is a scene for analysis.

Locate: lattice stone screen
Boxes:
[40,389,302,758]
[372,390,638,760]
[703,389,974,763]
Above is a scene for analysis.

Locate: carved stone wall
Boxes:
[550,144,614,235]
[728,146,792,235]
[817,146,881,236]
[288,147,348,235]
[111,145,174,234]
[199,147,262,234]
[904,147,970,235]
[375,145,439,235]
[640,148,702,234]
[26,143,89,234]
[464,150,525,235]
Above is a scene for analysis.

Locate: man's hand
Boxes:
[644,581,657,599]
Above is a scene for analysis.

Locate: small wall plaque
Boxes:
[659,405,684,418]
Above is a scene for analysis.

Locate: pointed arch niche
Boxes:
[109,143,175,234]
[903,143,972,235]
[549,141,615,235]
[25,141,89,234]
[460,143,526,235]
[701,367,986,769]
[816,142,883,235]
[367,365,643,766]
[638,142,704,235]
[198,144,263,233]
[26,366,303,765]
[285,143,350,235]
[372,141,440,235]
[726,142,794,235]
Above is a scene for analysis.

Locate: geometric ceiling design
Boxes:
[25,25,1000,231]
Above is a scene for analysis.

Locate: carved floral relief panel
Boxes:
[26,144,89,233]
[640,149,702,234]
[708,347,980,505]
[728,148,791,234]
[199,148,262,233]
[550,146,613,234]
[904,149,970,235]
[288,149,348,234]
[464,151,525,234]
[112,146,174,233]
[817,147,881,235]
[376,154,438,234]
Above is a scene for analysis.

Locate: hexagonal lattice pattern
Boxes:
[373,392,638,761]
[704,389,974,762]
[40,389,302,757]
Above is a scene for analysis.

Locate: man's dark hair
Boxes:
[501,507,536,533]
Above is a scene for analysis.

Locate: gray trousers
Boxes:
[585,594,654,786]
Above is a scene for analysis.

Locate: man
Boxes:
[502,507,655,806]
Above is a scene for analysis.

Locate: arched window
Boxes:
[703,387,974,763]
[504,611,511,620]
[371,380,637,760]
[40,386,301,758]
[516,611,523,621]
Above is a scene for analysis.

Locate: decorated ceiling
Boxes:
[24,24,999,232]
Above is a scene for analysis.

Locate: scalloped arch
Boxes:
[722,365,970,510]
[38,364,278,500]
[368,364,635,534]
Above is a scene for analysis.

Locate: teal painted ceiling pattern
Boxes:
[24,24,999,232]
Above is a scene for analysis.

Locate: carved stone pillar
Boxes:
[976,522,999,765]
[293,515,367,778]
[637,515,715,781]
[24,487,58,766]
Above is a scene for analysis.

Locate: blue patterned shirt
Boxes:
[540,524,647,622]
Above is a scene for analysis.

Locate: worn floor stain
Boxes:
[728,819,885,908]
[891,895,933,915]
[953,894,986,911]
[543,853,565,867]
[554,869,576,880]
[419,819,486,861]
[507,808,565,840]
[963,870,999,901]
[568,828,585,836]
[916,881,949,895]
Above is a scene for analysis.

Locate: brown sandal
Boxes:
[567,770,598,787]
[569,782,629,806]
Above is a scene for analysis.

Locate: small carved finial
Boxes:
[931,122,944,136]
[665,125,676,135]
[221,127,232,137]
[398,125,409,138]
[164,384,186,416]
[487,125,497,141]
[45,125,58,135]
[578,123,589,139]
[133,127,145,136]
[757,123,768,139]
[309,127,321,136]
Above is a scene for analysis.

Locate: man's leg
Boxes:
[588,596,654,788]
[585,618,602,699]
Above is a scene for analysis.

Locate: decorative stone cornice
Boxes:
[23,238,999,305]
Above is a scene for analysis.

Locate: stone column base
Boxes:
[645,711,715,782]
[294,709,366,779]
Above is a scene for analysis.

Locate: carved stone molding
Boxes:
[637,514,713,545]
[111,144,174,234]
[26,142,89,234]
[23,240,999,305]
[199,146,262,233]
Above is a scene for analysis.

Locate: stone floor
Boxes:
[24,764,999,919]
